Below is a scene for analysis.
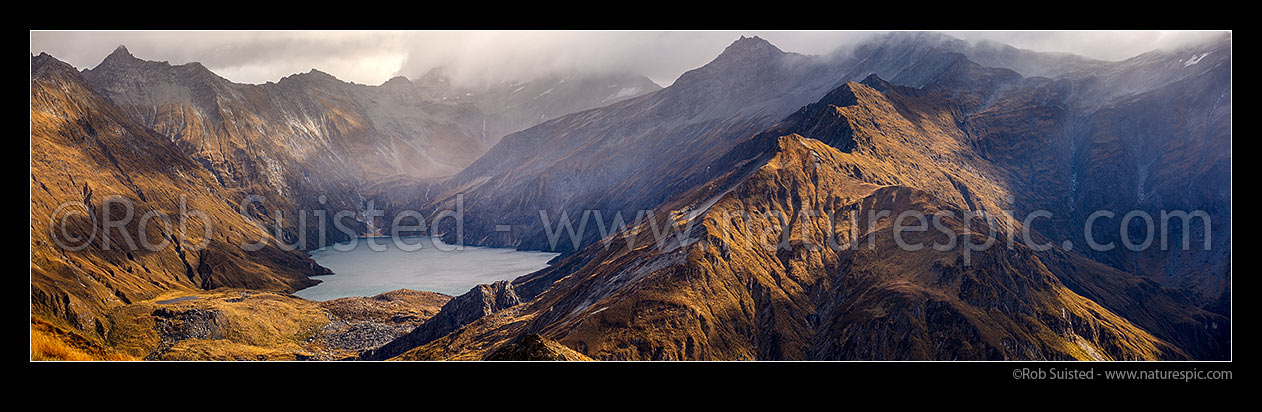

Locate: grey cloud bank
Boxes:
[30,30,1227,87]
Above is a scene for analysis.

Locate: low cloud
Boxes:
[30,31,1227,87]
[944,30,1228,61]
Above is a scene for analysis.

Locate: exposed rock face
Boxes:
[361,281,519,360]
[313,289,452,355]
[149,307,224,359]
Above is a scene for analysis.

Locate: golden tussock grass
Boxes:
[31,318,135,361]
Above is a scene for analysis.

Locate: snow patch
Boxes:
[1183,52,1211,67]
[602,87,641,103]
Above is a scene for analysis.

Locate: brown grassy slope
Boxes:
[400,68,1226,361]
[103,291,328,360]
[30,54,326,344]
[722,76,1227,359]
[399,135,1183,360]
[396,76,1222,361]
[319,289,451,323]
[1034,248,1229,360]
[31,317,135,361]
[95,288,450,360]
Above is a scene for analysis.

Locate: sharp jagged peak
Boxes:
[31,52,79,79]
[31,51,61,66]
[96,44,138,66]
[91,44,209,75]
[82,44,236,90]
[714,35,784,63]
[670,35,791,88]
[729,35,777,50]
[96,44,143,68]
[110,44,133,58]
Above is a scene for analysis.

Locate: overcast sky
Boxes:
[29,31,1227,87]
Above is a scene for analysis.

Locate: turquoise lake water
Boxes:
[293,236,559,301]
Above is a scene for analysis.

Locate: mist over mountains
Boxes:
[32,31,1226,87]
[30,31,1230,361]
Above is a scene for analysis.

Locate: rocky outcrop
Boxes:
[148,307,224,359]
[360,281,520,360]
[312,289,452,355]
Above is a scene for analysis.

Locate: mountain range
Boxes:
[30,32,1230,361]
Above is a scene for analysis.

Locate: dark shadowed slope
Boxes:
[421,35,1002,254]
[381,69,1227,360]
[399,133,1186,360]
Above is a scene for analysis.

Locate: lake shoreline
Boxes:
[294,236,559,301]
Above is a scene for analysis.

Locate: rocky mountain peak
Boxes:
[99,44,141,67]
[277,68,343,88]
[31,52,78,79]
[714,35,784,64]
[85,44,205,84]
[111,44,132,57]
[669,35,790,91]
[305,68,336,79]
